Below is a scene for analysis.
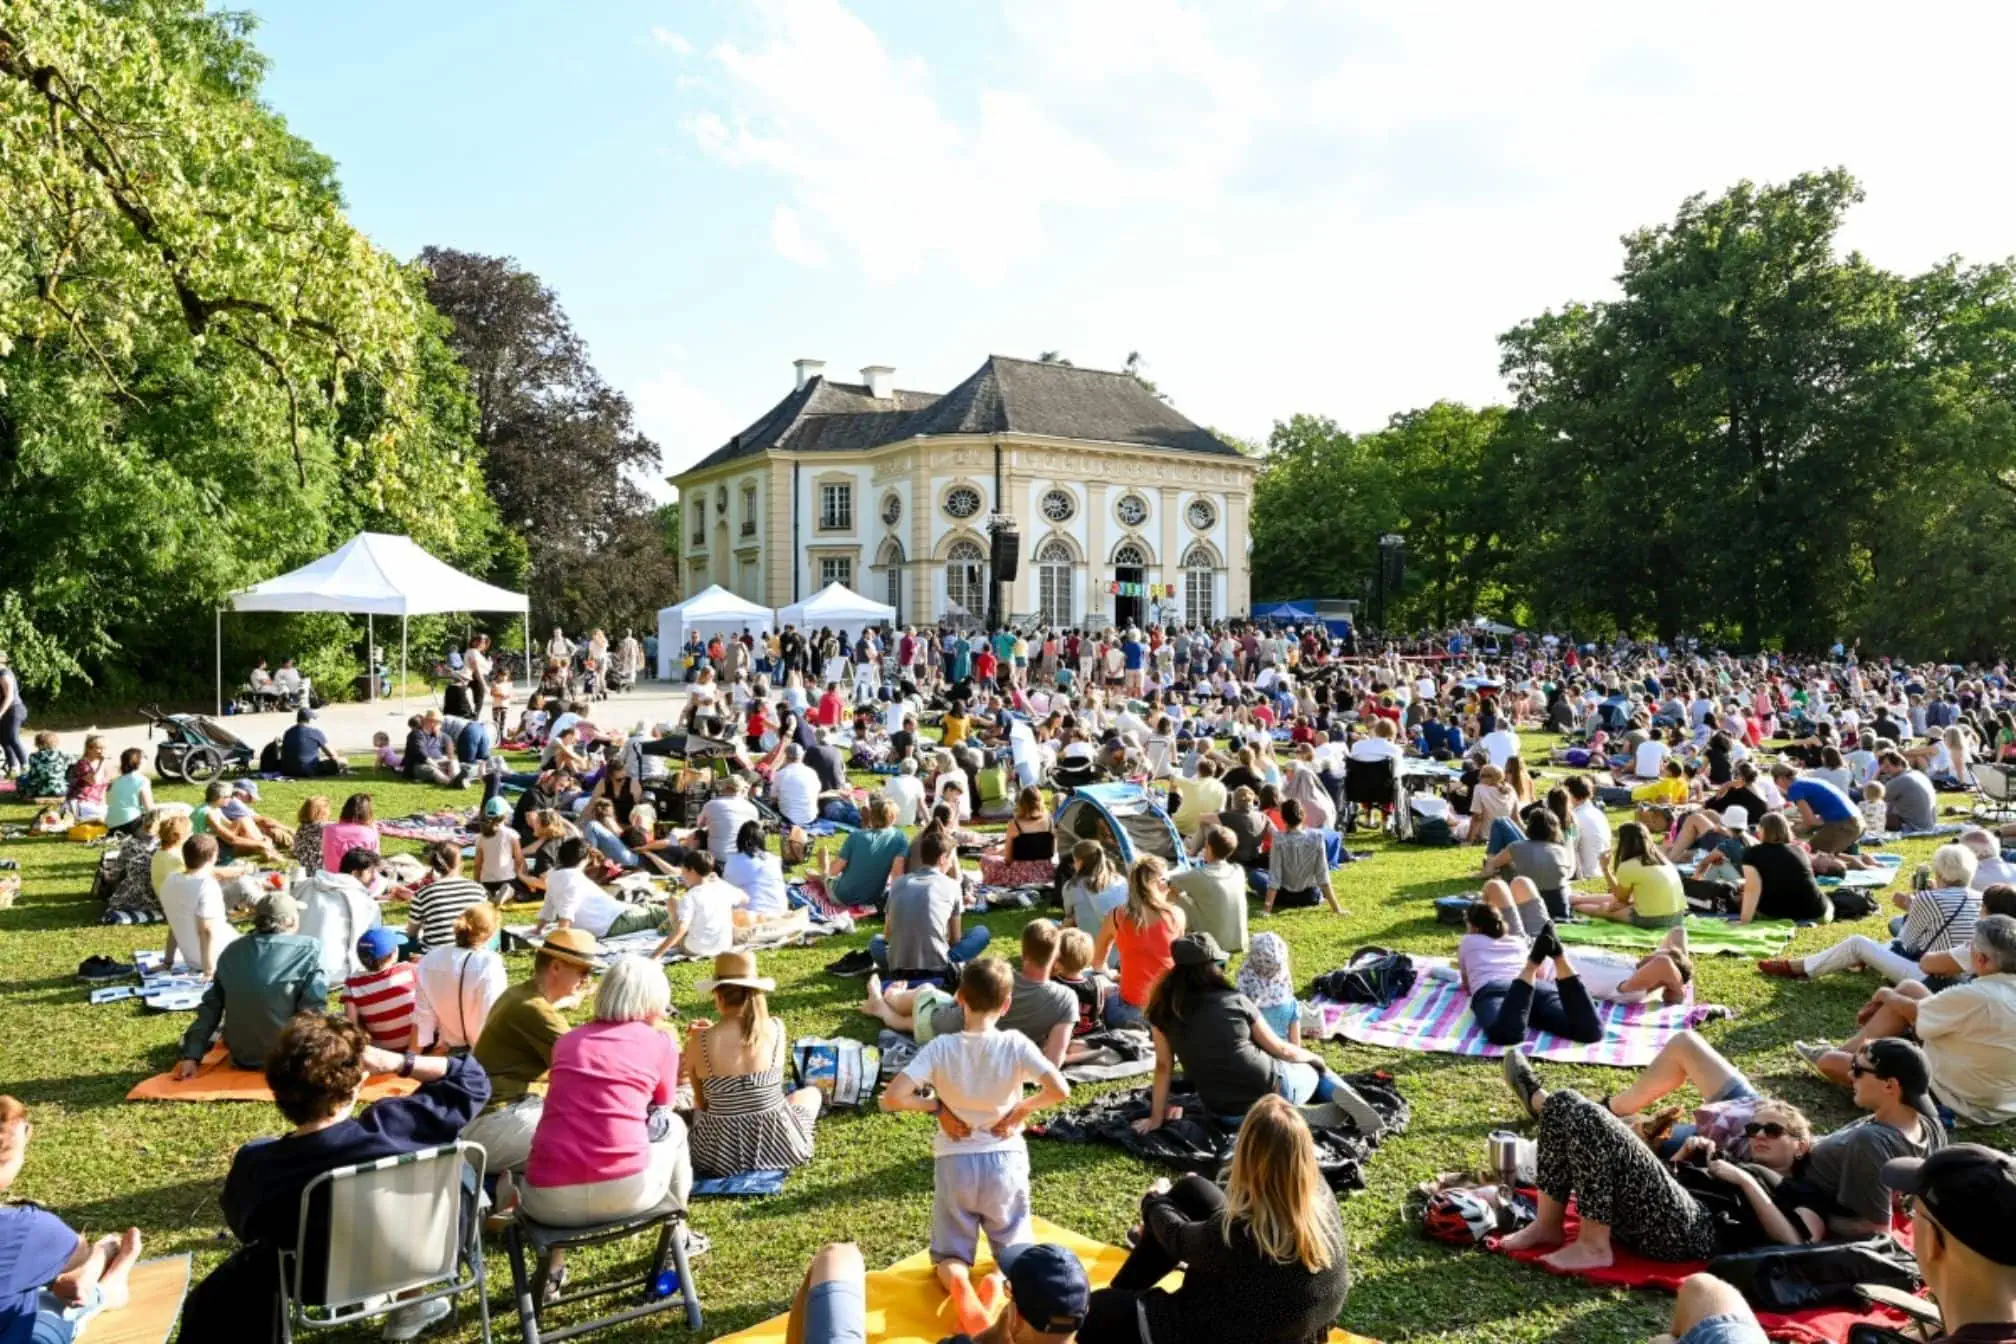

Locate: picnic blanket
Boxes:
[88,1255,192,1344]
[1491,1201,1915,1344]
[691,1169,788,1197]
[1309,961,1718,1066]
[503,911,832,968]
[126,1047,419,1104]
[378,809,479,846]
[1864,823,1965,844]
[715,1216,1378,1344]
[1555,916,1798,957]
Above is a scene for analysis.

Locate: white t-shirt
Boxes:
[1572,801,1612,881]
[1634,739,1670,779]
[1480,729,1521,770]
[677,878,739,956]
[1972,855,2016,891]
[1348,737,1402,763]
[540,867,628,937]
[900,1028,1060,1157]
[885,775,926,827]
[161,870,234,972]
[724,850,789,917]
[697,796,760,860]
[773,762,823,827]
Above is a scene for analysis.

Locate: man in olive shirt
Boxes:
[1168,826,1249,953]
[927,919,1078,1064]
[462,928,596,1175]
[175,890,325,1074]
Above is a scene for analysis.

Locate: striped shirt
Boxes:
[408,877,487,950]
[1268,827,1330,895]
[344,962,418,1048]
[1900,886,1979,958]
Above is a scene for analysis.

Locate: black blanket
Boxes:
[1031,1071,1408,1191]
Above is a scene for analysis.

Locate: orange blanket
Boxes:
[125,1047,420,1104]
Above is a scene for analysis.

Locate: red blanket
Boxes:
[1490,1201,1918,1344]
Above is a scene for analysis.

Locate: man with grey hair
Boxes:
[1798,914,2016,1124]
[771,742,822,828]
[174,890,327,1076]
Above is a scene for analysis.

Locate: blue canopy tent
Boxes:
[1253,598,1352,640]
[1053,783,1190,871]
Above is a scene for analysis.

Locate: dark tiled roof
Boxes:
[681,356,1239,474]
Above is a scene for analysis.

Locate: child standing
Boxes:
[343,927,418,1050]
[880,957,1071,1337]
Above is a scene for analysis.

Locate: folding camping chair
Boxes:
[277,1141,490,1344]
[505,1195,701,1343]
[1970,761,2016,821]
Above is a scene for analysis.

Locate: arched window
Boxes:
[878,539,905,622]
[1036,538,1075,627]
[1113,541,1147,568]
[1183,543,1216,627]
[946,539,986,618]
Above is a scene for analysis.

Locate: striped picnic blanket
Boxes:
[1311,960,1719,1066]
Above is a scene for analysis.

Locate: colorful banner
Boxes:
[1106,582,1179,598]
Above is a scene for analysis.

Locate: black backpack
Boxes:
[1311,946,1418,1006]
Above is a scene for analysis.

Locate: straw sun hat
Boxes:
[696,949,775,993]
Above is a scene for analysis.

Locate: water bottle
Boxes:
[649,1269,680,1300]
[1913,863,1931,893]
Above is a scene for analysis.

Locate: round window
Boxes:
[1186,498,1216,530]
[1115,493,1148,526]
[945,486,982,519]
[1041,489,1075,522]
[881,493,901,526]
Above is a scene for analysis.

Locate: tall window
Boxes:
[946,539,986,617]
[1183,543,1215,626]
[819,556,852,588]
[691,500,704,545]
[741,486,757,535]
[1037,539,1075,626]
[878,539,905,622]
[819,483,852,531]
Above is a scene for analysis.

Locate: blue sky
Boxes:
[246,1,2016,491]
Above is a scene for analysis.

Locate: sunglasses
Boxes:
[1848,1061,1881,1080]
[1743,1121,1791,1139]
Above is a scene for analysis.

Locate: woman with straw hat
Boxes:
[686,950,823,1177]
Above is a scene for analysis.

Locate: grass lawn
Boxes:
[1,732,2006,1343]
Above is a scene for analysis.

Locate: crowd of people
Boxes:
[8,619,2016,1344]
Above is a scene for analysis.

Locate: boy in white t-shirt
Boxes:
[654,850,743,960]
[159,833,237,975]
[881,957,1071,1338]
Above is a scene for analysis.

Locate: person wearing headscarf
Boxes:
[1281,763,1336,833]
[1236,932,1301,1044]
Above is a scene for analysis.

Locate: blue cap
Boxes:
[356,927,401,962]
[1003,1244,1088,1334]
[483,796,511,818]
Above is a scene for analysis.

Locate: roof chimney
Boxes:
[861,365,895,400]
[793,358,826,390]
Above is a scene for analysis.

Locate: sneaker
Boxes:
[825,950,875,978]
[380,1297,452,1341]
[1502,1046,1544,1119]
[679,1227,712,1259]
[1792,1041,1834,1076]
[1756,958,1806,980]
[1528,924,1564,962]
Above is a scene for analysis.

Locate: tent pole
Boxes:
[366,614,374,703]
[401,615,408,712]
[522,610,530,687]
[215,608,222,717]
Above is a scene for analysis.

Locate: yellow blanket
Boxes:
[716,1216,1378,1344]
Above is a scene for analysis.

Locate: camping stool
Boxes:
[505,1196,701,1343]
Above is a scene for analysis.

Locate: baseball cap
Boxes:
[1170,931,1225,968]
[1881,1144,2016,1266]
[1002,1244,1089,1333]
[1861,1038,1933,1100]
[253,889,300,929]
[356,927,402,962]
[233,779,261,800]
[483,796,511,818]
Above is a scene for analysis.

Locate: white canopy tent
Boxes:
[656,585,775,680]
[777,582,897,644]
[221,532,530,713]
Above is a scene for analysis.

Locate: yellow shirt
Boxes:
[942,713,970,747]
[1616,858,1685,919]
[1631,776,1688,806]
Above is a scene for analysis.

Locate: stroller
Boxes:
[140,704,256,783]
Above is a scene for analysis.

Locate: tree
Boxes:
[0,0,503,700]
[419,248,677,636]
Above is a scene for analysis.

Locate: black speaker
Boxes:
[1384,548,1405,591]
[991,524,1021,582]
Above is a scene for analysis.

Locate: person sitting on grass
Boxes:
[175,890,328,1076]
[194,779,286,865]
[1500,1036,1944,1264]
[652,849,743,960]
[413,902,508,1054]
[101,747,153,837]
[1759,842,1980,984]
[863,919,1078,1065]
[685,950,824,1179]
[17,731,72,801]
[871,828,991,980]
[1052,927,1113,1042]
[179,1013,490,1339]
[293,846,384,986]
[343,927,419,1051]
[1572,821,1686,928]
[880,956,1073,1339]
[534,837,667,940]
[0,1094,144,1344]
[1262,799,1343,916]
[1095,856,1186,1027]
[1869,1145,2016,1344]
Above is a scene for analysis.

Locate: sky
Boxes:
[243,0,2016,492]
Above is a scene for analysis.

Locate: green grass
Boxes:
[0,735,2005,1342]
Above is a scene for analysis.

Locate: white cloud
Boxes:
[667,0,2016,443]
[650,25,692,55]
[769,204,828,266]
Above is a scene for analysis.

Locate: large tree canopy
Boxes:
[1254,169,2016,659]
[419,247,678,638]
[0,0,504,699]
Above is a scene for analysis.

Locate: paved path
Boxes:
[36,682,693,763]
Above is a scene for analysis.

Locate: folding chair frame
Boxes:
[505,1204,700,1344]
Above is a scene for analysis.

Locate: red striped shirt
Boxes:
[343,962,418,1049]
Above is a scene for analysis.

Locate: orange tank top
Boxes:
[1115,909,1180,1007]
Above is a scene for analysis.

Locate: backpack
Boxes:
[1311,946,1418,1006]
[1405,815,1457,846]
[1828,887,1878,921]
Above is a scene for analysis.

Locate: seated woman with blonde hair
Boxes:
[413,902,509,1052]
[684,950,822,1178]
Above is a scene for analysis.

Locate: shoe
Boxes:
[680,1227,712,1259]
[826,950,875,977]
[1528,924,1564,962]
[1756,958,1806,980]
[380,1297,452,1341]
[1793,1041,1834,1076]
[1502,1046,1544,1119]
